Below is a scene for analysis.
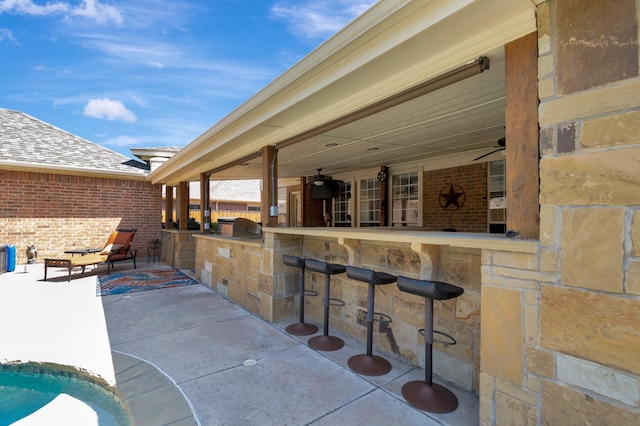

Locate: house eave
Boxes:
[150,0,536,186]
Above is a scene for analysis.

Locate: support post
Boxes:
[505,32,539,239]
[200,173,210,233]
[165,185,174,229]
[261,145,279,227]
[176,182,189,230]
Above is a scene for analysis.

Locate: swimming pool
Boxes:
[0,364,130,425]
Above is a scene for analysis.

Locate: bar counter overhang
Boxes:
[191,226,540,393]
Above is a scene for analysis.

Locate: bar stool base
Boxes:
[308,335,344,351]
[285,322,318,336]
[401,381,459,414]
[348,354,392,376]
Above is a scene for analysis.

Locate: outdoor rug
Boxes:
[96,268,199,296]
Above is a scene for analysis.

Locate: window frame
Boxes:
[388,168,422,227]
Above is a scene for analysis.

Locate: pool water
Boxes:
[0,370,130,425]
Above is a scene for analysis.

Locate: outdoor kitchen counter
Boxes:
[194,227,544,393]
[262,226,539,253]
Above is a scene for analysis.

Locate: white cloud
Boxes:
[0,0,122,25]
[0,0,69,15]
[0,28,19,44]
[69,0,122,25]
[83,98,137,122]
[271,0,375,39]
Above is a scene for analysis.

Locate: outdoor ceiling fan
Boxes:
[473,137,506,161]
[307,168,344,200]
[307,168,343,186]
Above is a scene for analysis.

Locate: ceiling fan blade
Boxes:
[473,147,504,161]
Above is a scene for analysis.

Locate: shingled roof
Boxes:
[0,108,148,178]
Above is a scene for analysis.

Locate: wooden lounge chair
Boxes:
[44,229,138,281]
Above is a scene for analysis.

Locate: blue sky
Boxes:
[0,0,376,159]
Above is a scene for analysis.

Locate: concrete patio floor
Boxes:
[1,261,479,425]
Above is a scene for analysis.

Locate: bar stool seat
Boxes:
[283,255,318,336]
[397,276,464,414]
[305,259,346,351]
[346,266,397,376]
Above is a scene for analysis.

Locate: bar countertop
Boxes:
[262,227,539,253]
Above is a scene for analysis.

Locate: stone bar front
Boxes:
[194,227,537,394]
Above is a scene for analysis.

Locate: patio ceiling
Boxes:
[150,0,537,187]
[212,52,506,181]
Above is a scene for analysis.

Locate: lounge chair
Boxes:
[103,229,138,272]
[44,229,138,281]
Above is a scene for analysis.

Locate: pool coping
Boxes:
[112,350,200,425]
[0,361,129,423]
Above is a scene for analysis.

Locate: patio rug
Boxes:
[96,268,199,296]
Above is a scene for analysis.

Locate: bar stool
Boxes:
[305,259,346,351]
[396,276,464,414]
[346,266,397,376]
[282,255,318,336]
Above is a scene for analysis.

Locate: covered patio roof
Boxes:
[149,0,537,187]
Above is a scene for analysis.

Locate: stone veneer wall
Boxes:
[0,170,162,265]
[304,239,483,392]
[161,230,198,270]
[196,231,484,392]
[195,233,298,322]
[480,1,640,424]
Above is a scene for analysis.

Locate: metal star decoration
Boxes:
[439,184,466,210]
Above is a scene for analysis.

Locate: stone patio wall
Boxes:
[479,1,640,424]
[198,231,487,393]
[195,233,299,322]
[161,230,198,270]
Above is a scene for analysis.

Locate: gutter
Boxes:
[0,160,150,181]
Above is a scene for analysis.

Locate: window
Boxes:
[333,181,353,227]
[359,178,381,227]
[390,171,420,227]
[488,160,506,233]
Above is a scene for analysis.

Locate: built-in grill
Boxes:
[216,217,262,238]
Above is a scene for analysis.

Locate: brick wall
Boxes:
[288,165,489,230]
[283,181,327,227]
[423,163,488,232]
[0,170,162,265]
[305,193,327,227]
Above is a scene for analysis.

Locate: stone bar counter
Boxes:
[194,227,539,394]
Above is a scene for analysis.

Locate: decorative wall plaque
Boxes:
[439,184,466,210]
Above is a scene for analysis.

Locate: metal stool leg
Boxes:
[308,273,344,351]
[401,298,458,413]
[348,282,392,375]
[285,264,318,336]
